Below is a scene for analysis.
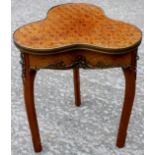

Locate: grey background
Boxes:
[12,0,144,155]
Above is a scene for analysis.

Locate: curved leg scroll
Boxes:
[22,54,42,152]
[116,66,136,148]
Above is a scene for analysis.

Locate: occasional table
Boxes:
[13,3,142,152]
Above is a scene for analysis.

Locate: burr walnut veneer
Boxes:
[13,3,142,152]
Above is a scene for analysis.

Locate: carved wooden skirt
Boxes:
[13,3,142,152]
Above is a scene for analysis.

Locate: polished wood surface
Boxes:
[28,49,133,70]
[73,67,81,107]
[116,51,137,147]
[13,3,142,152]
[13,3,142,54]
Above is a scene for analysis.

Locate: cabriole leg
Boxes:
[116,66,136,148]
[22,53,42,152]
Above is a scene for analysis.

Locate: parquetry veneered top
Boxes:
[13,3,142,54]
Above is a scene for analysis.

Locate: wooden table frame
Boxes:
[20,47,138,152]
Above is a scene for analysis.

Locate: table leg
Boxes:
[73,67,81,106]
[116,66,136,148]
[22,54,42,152]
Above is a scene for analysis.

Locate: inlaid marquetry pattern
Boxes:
[13,3,142,52]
